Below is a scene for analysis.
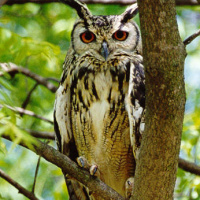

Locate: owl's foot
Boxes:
[125,177,134,199]
[77,156,99,176]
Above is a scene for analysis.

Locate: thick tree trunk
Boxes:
[132,1,186,200]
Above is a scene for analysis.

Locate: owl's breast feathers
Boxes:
[54,51,144,196]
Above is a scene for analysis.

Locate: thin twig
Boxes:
[3,0,200,5]
[25,129,55,140]
[46,77,60,83]
[0,168,39,200]
[0,122,55,139]
[0,62,57,93]
[0,104,53,125]
[32,141,50,193]
[32,156,41,193]
[21,83,39,111]
[183,29,200,46]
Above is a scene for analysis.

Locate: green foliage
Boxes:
[175,7,200,199]
[0,3,71,199]
[0,2,199,200]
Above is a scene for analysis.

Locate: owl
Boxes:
[54,1,145,199]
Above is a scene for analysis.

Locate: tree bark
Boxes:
[132,1,186,200]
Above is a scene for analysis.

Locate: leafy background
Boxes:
[0,3,200,200]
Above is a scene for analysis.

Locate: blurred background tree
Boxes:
[0,2,199,200]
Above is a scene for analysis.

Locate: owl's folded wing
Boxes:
[126,56,145,159]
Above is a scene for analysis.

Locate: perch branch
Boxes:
[1,134,200,199]
[0,104,53,125]
[3,128,199,177]
[0,168,39,200]
[1,135,124,200]
[183,29,200,46]
[18,131,200,177]
[0,62,57,93]
[3,0,200,5]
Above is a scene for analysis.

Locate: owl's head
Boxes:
[69,1,141,61]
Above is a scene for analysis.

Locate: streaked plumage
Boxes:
[54,2,145,199]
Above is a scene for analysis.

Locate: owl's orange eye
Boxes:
[113,31,128,41]
[80,31,95,43]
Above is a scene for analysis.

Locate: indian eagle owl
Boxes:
[54,1,145,199]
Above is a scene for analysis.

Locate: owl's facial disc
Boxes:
[72,9,141,59]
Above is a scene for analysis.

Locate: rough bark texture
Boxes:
[132,1,186,200]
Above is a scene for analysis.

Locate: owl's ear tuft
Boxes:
[121,3,138,23]
[60,0,92,24]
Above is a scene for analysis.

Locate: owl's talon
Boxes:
[77,156,88,168]
[79,158,84,167]
[77,157,99,177]
[125,177,134,199]
[90,165,98,176]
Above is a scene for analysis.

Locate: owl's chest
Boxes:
[73,65,129,104]
[70,67,129,134]
[70,65,131,152]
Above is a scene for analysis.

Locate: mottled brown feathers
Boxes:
[54,2,144,199]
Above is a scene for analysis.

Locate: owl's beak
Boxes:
[101,41,110,61]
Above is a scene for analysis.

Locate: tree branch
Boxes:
[1,135,124,200]
[21,83,39,111]
[0,168,39,200]
[0,63,57,93]
[25,129,55,140]
[10,128,200,177]
[32,156,41,193]
[0,104,53,125]
[46,77,60,83]
[1,133,200,200]
[0,0,8,6]
[15,130,200,177]
[3,0,200,5]
[178,158,200,176]
[183,29,200,46]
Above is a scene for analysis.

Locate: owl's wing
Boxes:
[54,47,79,159]
[54,91,92,200]
[126,55,145,159]
[54,52,92,200]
